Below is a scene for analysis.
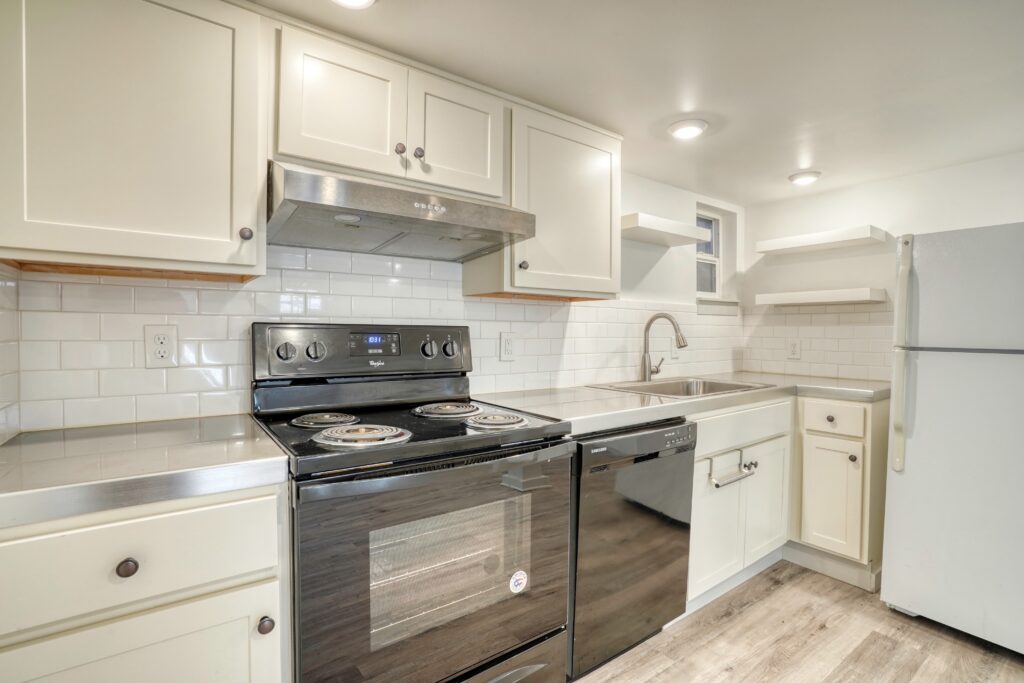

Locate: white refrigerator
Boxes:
[882,222,1024,654]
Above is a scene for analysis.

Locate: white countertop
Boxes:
[479,372,889,435]
[0,415,288,529]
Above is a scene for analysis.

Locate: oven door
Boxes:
[295,440,573,683]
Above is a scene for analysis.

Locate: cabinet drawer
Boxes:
[695,401,792,458]
[466,631,566,683]
[804,399,865,438]
[0,496,279,639]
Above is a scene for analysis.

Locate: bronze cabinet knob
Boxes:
[518,260,530,270]
[257,616,276,635]
[394,142,407,155]
[413,146,425,159]
[115,557,140,578]
[849,454,858,463]
[826,415,836,423]
[238,227,254,240]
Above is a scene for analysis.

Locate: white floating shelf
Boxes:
[755,288,887,306]
[621,213,711,247]
[755,225,889,255]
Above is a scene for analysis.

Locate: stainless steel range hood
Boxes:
[266,162,535,262]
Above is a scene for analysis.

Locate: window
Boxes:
[696,213,720,295]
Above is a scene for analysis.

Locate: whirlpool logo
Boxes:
[369,360,385,368]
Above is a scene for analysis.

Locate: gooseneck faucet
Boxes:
[641,313,688,381]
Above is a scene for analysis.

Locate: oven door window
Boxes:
[369,496,532,651]
[295,444,570,683]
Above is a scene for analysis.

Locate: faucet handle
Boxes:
[652,358,665,375]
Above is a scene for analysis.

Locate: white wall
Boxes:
[621,173,743,304]
[742,151,1024,305]
[738,151,1024,380]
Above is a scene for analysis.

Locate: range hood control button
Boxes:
[420,340,438,358]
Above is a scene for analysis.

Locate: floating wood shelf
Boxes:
[621,213,711,247]
[755,288,887,306]
[755,225,889,255]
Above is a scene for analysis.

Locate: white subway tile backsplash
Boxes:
[100,368,167,396]
[99,313,167,340]
[136,393,199,421]
[64,396,135,427]
[255,292,306,316]
[20,400,63,430]
[430,261,460,281]
[61,341,134,369]
[199,390,248,417]
[351,296,392,317]
[267,245,307,270]
[306,294,352,317]
[22,370,98,400]
[199,290,254,315]
[62,284,134,313]
[306,249,352,273]
[19,281,60,311]
[351,253,393,276]
[199,341,248,366]
[282,269,330,294]
[23,312,100,340]
[392,257,432,279]
[20,341,59,371]
[372,276,412,297]
[330,272,374,295]
[134,287,197,314]
[167,367,226,393]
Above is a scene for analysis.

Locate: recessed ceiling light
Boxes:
[333,213,362,224]
[788,170,822,186]
[331,0,376,8]
[668,119,708,140]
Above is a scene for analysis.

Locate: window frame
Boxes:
[695,211,722,297]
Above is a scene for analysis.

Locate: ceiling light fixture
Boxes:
[788,170,822,186]
[331,0,376,8]
[668,119,708,140]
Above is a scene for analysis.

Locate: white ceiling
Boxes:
[253,0,1024,205]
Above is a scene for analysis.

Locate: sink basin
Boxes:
[593,377,768,398]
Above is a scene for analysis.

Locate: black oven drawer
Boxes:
[460,631,567,683]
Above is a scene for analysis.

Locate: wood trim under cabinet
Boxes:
[466,291,599,302]
[0,259,255,283]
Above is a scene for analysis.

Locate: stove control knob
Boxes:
[305,341,327,362]
[442,340,459,358]
[276,342,297,361]
[420,340,438,359]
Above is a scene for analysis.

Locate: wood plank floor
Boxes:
[578,561,1024,682]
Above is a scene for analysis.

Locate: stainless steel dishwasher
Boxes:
[568,418,696,678]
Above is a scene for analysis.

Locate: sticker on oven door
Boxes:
[509,570,529,594]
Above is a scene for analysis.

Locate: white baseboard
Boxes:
[781,541,880,592]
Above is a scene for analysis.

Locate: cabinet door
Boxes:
[510,107,620,294]
[0,581,282,683]
[801,434,864,559]
[688,451,746,598]
[742,436,789,566]
[278,26,408,178]
[0,0,260,267]
[406,71,506,197]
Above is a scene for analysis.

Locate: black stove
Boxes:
[250,322,569,478]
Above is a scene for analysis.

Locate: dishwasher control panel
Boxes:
[578,419,696,466]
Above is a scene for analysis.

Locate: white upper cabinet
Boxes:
[0,0,262,276]
[278,26,408,178]
[277,27,507,198]
[406,71,505,197]
[510,107,621,294]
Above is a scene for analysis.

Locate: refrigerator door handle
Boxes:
[891,348,907,472]
[893,234,914,347]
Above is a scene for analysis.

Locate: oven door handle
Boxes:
[298,440,575,503]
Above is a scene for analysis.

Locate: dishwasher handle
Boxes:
[584,444,694,475]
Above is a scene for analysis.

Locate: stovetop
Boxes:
[256,400,569,478]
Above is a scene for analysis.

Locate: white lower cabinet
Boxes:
[800,433,865,560]
[0,581,281,683]
[689,435,789,598]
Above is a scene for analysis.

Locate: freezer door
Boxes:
[881,350,1024,654]
[904,222,1024,350]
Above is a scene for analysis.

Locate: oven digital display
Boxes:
[349,333,400,356]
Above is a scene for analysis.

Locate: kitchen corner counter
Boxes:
[700,371,891,402]
[0,415,288,530]
[478,372,889,435]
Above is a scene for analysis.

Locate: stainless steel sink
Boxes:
[592,377,768,398]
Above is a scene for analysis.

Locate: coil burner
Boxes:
[312,424,413,448]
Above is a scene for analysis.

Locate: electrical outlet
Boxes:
[145,324,179,368]
[670,343,680,360]
[786,337,801,360]
[499,332,516,361]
